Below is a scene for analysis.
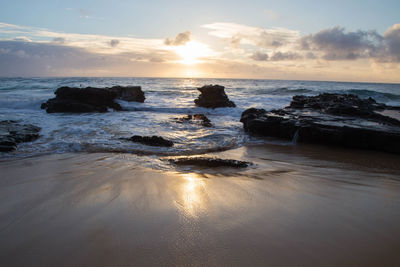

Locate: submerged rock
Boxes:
[0,120,41,152]
[41,85,145,113]
[240,93,400,154]
[174,114,212,127]
[128,135,174,147]
[170,157,251,168]
[194,85,235,108]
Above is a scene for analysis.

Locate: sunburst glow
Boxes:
[174,41,213,65]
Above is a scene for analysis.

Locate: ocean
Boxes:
[1,77,400,164]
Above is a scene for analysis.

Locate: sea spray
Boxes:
[291,128,300,145]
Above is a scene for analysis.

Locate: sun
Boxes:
[174,41,211,65]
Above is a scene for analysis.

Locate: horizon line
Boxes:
[0,76,399,85]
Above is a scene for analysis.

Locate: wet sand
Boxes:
[1,145,400,266]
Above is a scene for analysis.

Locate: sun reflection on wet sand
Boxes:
[176,173,207,218]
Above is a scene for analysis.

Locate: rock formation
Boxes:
[170,157,250,168]
[240,93,400,154]
[174,114,212,127]
[41,86,145,113]
[194,85,235,108]
[41,87,122,113]
[0,120,41,152]
[109,86,145,102]
[127,135,174,147]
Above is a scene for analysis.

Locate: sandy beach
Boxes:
[1,144,400,266]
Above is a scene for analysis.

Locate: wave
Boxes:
[253,87,314,95]
[270,88,314,95]
[344,89,400,101]
[144,90,195,96]
[84,143,241,156]
[0,99,46,110]
[118,104,241,116]
[4,138,243,158]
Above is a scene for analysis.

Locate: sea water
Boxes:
[0,77,399,161]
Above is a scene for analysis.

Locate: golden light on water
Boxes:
[179,77,196,88]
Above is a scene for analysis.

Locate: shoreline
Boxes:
[2,140,400,172]
[1,145,399,266]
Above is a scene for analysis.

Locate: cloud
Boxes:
[13,36,31,42]
[229,36,241,48]
[164,31,191,46]
[149,57,165,63]
[300,25,400,62]
[53,37,66,44]
[270,51,302,61]
[203,22,299,48]
[0,47,10,54]
[0,22,30,31]
[109,39,120,47]
[300,26,383,60]
[250,51,269,61]
[0,22,165,55]
[250,51,302,61]
[306,52,317,59]
[14,49,29,58]
[0,40,180,76]
[383,24,400,61]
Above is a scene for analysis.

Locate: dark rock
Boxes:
[174,114,212,127]
[289,93,386,112]
[241,109,298,139]
[128,135,174,147]
[41,86,122,113]
[194,85,235,108]
[289,93,394,123]
[0,120,41,152]
[170,157,250,168]
[240,93,400,154]
[108,86,145,102]
[41,85,145,113]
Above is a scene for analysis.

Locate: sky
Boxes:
[0,0,399,82]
